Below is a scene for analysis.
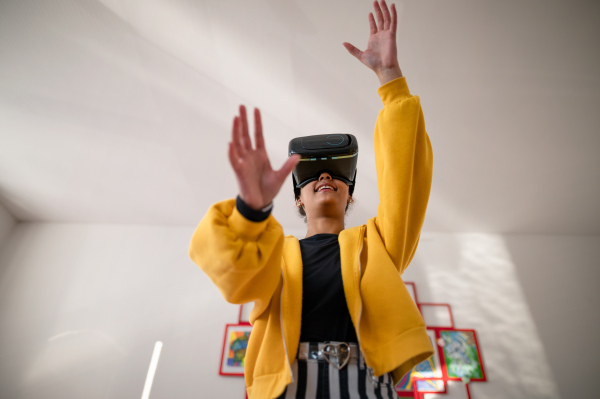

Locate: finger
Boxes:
[380,0,391,30]
[368,12,377,35]
[254,108,265,150]
[239,105,252,151]
[232,116,246,157]
[391,3,397,35]
[342,42,363,61]
[228,141,240,172]
[276,154,300,182]
[373,1,384,31]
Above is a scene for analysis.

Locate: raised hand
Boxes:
[343,0,403,85]
[228,106,300,211]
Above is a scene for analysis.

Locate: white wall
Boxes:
[404,234,560,399]
[504,235,600,399]
[0,223,247,399]
[405,233,600,399]
[0,224,597,398]
[0,200,16,250]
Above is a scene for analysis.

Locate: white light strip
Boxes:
[141,341,163,399]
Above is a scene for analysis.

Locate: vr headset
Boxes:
[288,134,359,197]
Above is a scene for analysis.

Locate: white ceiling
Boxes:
[1,0,599,235]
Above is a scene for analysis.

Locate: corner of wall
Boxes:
[0,200,17,248]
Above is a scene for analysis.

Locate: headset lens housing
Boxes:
[289,134,359,196]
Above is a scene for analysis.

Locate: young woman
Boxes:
[189,1,434,398]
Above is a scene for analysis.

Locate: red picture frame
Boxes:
[394,282,485,397]
[219,323,253,376]
[410,378,473,399]
[418,303,455,329]
[225,283,487,398]
[396,329,445,397]
[238,303,253,325]
[404,281,419,304]
[436,328,487,383]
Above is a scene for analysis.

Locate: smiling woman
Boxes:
[188,1,434,398]
[295,171,352,234]
[289,133,359,226]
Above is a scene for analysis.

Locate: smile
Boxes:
[316,185,336,192]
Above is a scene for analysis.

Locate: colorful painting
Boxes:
[440,329,485,381]
[227,330,250,366]
[220,324,253,375]
[396,330,444,395]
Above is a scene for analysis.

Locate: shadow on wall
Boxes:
[404,233,560,399]
[0,199,17,248]
[504,235,600,399]
[2,220,592,399]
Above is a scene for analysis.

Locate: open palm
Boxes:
[228,106,299,211]
[343,1,401,81]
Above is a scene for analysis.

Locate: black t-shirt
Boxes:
[234,197,358,343]
[299,234,358,343]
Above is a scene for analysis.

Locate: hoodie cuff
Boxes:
[377,77,412,106]
[236,195,273,222]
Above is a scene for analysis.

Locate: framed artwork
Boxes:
[438,329,486,382]
[238,302,253,325]
[419,303,454,329]
[404,282,418,304]
[410,379,472,399]
[396,329,445,396]
[220,324,253,376]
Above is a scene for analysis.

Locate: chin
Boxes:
[314,197,346,212]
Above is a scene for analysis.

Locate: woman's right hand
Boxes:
[228,105,300,211]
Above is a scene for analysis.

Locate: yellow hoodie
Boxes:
[189,77,434,399]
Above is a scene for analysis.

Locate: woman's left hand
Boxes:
[343,0,403,85]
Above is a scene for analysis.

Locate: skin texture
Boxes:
[343,0,403,85]
[297,172,350,237]
[228,0,402,236]
[228,105,300,211]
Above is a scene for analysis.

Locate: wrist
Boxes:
[376,66,403,86]
[239,194,271,212]
[236,195,273,222]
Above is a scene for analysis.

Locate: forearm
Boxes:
[189,199,283,304]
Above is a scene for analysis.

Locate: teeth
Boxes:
[317,185,334,192]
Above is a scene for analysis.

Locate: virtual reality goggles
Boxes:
[289,134,359,197]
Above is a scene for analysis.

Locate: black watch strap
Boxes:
[236,196,273,222]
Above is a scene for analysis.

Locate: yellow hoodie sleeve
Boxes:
[188,198,284,316]
[374,77,433,274]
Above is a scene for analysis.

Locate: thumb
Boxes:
[276,154,300,182]
[343,42,363,61]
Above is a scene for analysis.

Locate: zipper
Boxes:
[279,269,294,383]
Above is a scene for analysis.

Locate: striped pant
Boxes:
[276,342,399,399]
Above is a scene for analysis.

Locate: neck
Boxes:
[305,215,345,238]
